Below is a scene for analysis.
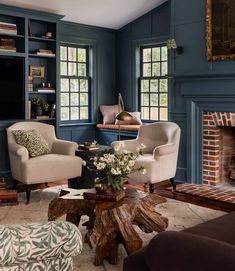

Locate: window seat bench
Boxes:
[96,124,140,145]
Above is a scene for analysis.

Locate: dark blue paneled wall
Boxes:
[116,2,171,111]
[170,0,235,183]
[58,22,116,142]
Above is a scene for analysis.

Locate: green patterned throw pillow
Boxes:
[12,130,50,157]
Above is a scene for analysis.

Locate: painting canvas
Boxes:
[206,0,235,61]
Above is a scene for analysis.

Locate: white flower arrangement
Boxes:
[88,143,146,190]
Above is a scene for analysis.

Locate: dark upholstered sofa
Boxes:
[123,212,235,271]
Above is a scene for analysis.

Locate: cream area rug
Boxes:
[0,185,225,271]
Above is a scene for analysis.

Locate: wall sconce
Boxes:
[166,39,183,55]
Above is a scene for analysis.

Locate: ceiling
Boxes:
[0,0,167,29]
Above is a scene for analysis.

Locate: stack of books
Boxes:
[28,76,33,92]
[35,87,55,93]
[0,21,17,35]
[36,49,55,57]
[0,177,18,206]
[0,37,16,52]
[83,189,125,202]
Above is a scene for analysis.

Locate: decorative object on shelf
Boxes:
[0,21,17,35]
[31,97,49,117]
[116,93,133,140]
[30,65,45,78]
[166,38,183,55]
[50,103,56,118]
[87,143,146,190]
[41,32,54,39]
[28,100,31,119]
[206,0,235,61]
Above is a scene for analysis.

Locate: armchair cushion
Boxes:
[12,130,50,157]
[0,221,82,269]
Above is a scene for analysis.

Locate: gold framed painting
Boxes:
[29,65,45,78]
[206,0,235,61]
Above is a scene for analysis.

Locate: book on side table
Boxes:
[83,190,125,202]
[0,177,18,206]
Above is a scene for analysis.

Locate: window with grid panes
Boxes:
[139,45,168,121]
[60,45,90,121]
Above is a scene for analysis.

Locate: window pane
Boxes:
[61,93,69,106]
[150,107,158,120]
[70,93,79,106]
[143,48,151,62]
[161,62,168,76]
[160,108,168,120]
[160,79,168,92]
[80,79,88,92]
[60,46,67,61]
[141,80,149,92]
[61,107,69,120]
[160,94,168,106]
[71,107,79,120]
[60,62,67,76]
[68,62,77,76]
[150,80,158,92]
[70,79,78,92]
[150,94,158,106]
[80,107,88,119]
[61,79,69,92]
[141,94,149,106]
[78,48,86,62]
[78,63,86,76]
[143,63,151,76]
[161,46,168,61]
[68,47,76,61]
[152,47,160,61]
[152,63,160,76]
[140,45,168,121]
[80,93,88,106]
[141,107,149,120]
[60,45,89,122]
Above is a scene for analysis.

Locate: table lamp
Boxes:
[116,93,132,140]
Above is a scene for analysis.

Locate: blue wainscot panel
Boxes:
[96,129,138,146]
[58,124,96,144]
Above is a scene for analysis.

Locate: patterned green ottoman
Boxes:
[0,221,82,270]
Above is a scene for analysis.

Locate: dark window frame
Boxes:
[139,44,169,122]
[60,44,91,123]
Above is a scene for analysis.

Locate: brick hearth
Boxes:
[203,112,235,186]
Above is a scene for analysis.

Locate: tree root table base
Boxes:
[48,188,168,266]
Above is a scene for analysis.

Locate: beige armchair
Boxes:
[112,122,181,192]
[7,122,82,203]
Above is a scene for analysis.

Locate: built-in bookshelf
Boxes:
[0,7,62,124]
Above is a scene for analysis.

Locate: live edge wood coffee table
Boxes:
[48,188,168,266]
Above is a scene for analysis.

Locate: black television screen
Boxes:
[0,57,24,120]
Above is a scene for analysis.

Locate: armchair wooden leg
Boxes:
[170,177,176,190]
[13,180,18,189]
[149,183,155,193]
[26,186,31,204]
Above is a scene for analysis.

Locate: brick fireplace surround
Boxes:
[203,112,235,186]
